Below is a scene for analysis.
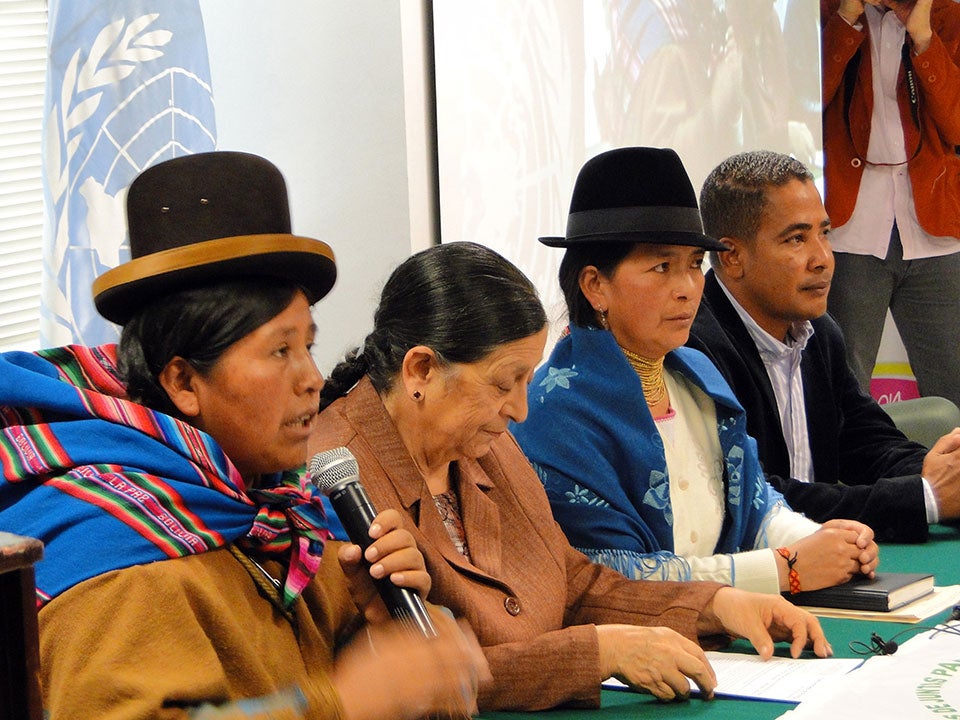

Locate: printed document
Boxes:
[780,622,960,719]
[603,652,862,703]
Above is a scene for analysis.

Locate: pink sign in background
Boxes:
[871,372,920,406]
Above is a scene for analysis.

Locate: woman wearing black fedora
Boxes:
[0,152,487,719]
[513,146,880,597]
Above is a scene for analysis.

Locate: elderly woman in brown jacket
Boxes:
[310,241,832,713]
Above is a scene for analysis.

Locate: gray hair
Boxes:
[319,242,547,410]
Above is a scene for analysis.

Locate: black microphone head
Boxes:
[870,632,898,655]
[308,447,359,496]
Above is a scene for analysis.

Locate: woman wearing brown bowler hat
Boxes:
[312,240,834,711]
[513,147,879,597]
[0,152,487,719]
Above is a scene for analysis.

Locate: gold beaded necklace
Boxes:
[619,346,667,407]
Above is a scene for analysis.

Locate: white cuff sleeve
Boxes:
[729,549,782,595]
[765,502,822,546]
[921,477,940,525]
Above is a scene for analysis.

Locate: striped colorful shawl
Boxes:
[0,345,329,609]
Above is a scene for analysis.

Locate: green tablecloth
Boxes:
[480,524,960,719]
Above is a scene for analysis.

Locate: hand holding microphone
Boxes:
[309,447,438,637]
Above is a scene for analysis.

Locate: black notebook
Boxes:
[785,572,935,612]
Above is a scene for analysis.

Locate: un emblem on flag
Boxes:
[42,2,217,347]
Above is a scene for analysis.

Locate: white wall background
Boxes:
[200,1,914,396]
[432,0,824,348]
[202,2,415,374]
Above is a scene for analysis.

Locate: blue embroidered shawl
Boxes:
[512,326,781,565]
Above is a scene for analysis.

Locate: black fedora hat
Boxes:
[539,146,728,251]
[92,151,337,325]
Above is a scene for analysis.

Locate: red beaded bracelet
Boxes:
[776,547,801,594]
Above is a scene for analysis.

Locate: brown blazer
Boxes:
[310,377,723,711]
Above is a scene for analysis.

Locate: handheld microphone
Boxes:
[309,447,438,638]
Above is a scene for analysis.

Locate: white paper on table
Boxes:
[798,584,960,624]
[602,651,863,703]
[778,621,960,719]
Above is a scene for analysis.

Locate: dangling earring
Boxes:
[597,308,609,330]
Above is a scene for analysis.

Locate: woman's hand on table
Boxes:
[787,519,879,593]
[699,586,833,660]
[596,624,718,701]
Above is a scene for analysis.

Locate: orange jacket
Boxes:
[40,546,355,719]
[821,0,960,238]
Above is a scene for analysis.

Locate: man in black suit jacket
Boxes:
[688,150,960,543]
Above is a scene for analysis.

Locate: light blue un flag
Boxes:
[40,1,217,346]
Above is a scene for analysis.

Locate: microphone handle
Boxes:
[328,482,438,637]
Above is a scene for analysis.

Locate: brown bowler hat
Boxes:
[92,151,337,325]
